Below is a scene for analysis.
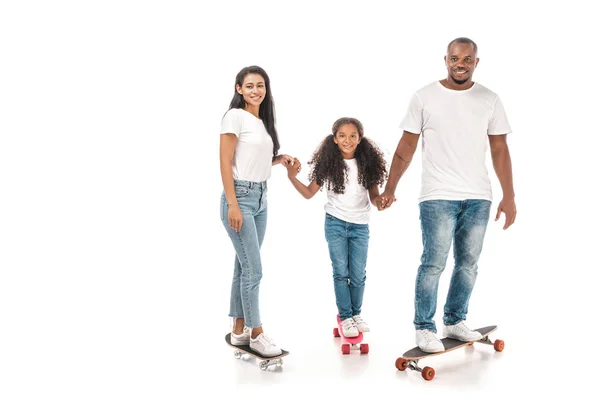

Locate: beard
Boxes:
[450,72,469,85]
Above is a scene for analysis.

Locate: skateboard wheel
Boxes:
[276,359,283,367]
[233,350,242,359]
[333,328,340,337]
[494,339,504,352]
[360,343,369,354]
[422,366,435,381]
[395,358,408,371]
[342,344,350,354]
[259,361,268,371]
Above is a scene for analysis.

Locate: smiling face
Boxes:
[445,42,479,86]
[333,123,361,159]
[236,73,266,110]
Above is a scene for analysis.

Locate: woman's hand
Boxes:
[228,203,243,232]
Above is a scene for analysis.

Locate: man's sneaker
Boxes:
[416,329,445,353]
[230,326,251,346]
[341,317,359,337]
[443,321,483,342]
[352,315,370,332]
[250,333,282,357]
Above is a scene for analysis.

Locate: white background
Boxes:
[1,0,598,398]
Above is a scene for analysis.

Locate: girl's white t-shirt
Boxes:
[324,158,371,224]
[220,108,273,182]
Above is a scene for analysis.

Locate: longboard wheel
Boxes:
[422,366,435,381]
[395,357,408,371]
[341,343,350,354]
[333,328,340,337]
[494,339,504,352]
[360,343,369,354]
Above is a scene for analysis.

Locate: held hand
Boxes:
[286,159,301,179]
[377,190,396,210]
[278,154,294,167]
[495,197,517,230]
[228,204,243,232]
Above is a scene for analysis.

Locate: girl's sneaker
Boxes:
[341,317,359,337]
[352,315,370,332]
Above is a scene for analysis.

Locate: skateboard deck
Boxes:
[395,325,504,380]
[225,333,289,371]
[333,315,369,354]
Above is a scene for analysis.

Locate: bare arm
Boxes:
[220,134,243,232]
[489,134,516,229]
[379,131,420,209]
[286,161,320,199]
[368,184,380,206]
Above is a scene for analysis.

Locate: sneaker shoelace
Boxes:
[258,334,276,347]
[353,316,365,325]
[342,319,356,330]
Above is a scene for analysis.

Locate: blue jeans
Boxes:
[220,180,268,328]
[324,213,369,321]
[414,200,491,332]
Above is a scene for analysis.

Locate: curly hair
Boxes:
[308,117,388,194]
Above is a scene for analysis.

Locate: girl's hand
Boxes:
[286,160,301,179]
[228,204,243,232]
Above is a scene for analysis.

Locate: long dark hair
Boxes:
[309,117,387,194]
[228,65,280,158]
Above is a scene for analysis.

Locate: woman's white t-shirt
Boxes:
[220,108,273,182]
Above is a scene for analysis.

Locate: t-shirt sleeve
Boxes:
[399,92,423,135]
[221,109,242,137]
[488,96,512,135]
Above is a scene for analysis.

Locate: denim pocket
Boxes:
[234,186,250,198]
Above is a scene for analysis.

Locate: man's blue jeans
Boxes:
[414,200,491,332]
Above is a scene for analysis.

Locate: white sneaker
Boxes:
[341,317,359,337]
[250,333,282,357]
[416,329,445,353]
[443,321,482,342]
[230,326,251,346]
[352,315,370,332]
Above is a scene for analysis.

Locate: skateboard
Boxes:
[333,314,369,354]
[225,333,289,371]
[395,325,504,381]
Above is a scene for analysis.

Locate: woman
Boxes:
[220,65,296,357]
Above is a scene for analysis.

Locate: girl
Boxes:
[286,117,387,337]
[220,66,297,357]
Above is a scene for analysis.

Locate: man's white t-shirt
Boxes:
[220,108,274,182]
[400,81,512,202]
[324,159,371,224]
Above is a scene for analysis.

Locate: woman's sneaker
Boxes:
[341,317,359,337]
[352,315,370,332]
[230,326,251,346]
[250,333,282,357]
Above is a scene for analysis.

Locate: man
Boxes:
[379,37,516,352]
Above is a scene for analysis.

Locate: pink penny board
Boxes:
[333,315,369,354]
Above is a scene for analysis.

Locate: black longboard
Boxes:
[225,333,289,371]
[395,325,505,380]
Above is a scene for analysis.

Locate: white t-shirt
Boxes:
[220,108,274,182]
[324,159,371,224]
[400,81,512,202]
